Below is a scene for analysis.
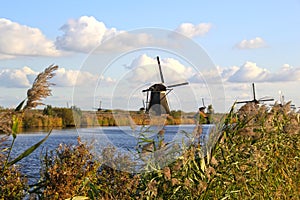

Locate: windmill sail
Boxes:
[237,83,274,104]
[252,83,256,101]
[167,82,189,88]
[157,56,165,83]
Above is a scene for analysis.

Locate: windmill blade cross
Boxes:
[142,88,150,92]
[236,100,254,104]
[259,98,274,102]
[252,83,256,101]
[167,82,189,88]
[157,56,165,83]
[202,98,205,107]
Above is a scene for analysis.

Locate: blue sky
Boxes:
[1,0,300,112]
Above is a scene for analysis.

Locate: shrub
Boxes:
[95,146,140,199]
[35,138,100,199]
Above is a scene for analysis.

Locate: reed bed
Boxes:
[27,102,300,199]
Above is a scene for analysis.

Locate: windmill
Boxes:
[277,90,297,110]
[142,56,189,116]
[97,100,102,111]
[92,100,105,111]
[236,83,274,104]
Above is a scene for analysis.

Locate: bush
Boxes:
[95,146,140,199]
[35,138,100,199]
[52,107,75,127]
[43,105,53,116]
[170,110,182,119]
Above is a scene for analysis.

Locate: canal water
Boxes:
[6,124,216,185]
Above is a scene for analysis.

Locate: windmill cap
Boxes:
[199,106,206,110]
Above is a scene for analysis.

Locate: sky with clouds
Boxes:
[0,0,300,112]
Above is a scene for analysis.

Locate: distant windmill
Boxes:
[236,83,274,104]
[142,56,189,115]
[277,90,297,109]
[92,100,104,111]
[98,100,102,111]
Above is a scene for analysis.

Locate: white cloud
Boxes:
[0,18,213,59]
[0,66,115,88]
[222,62,300,83]
[0,66,37,87]
[56,18,213,53]
[96,31,159,53]
[235,37,267,49]
[268,64,300,82]
[175,22,212,38]
[56,16,172,53]
[189,61,300,84]
[53,68,115,87]
[227,61,270,82]
[125,54,192,84]
[55,16,163,53]
[219,65,239,81]
[0,18,61,57]
[188,68,222,84]
[55,16,119,52]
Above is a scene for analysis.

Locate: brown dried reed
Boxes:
[23,65,58,110]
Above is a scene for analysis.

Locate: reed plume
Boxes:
[0,65,58,135]
[23,65,58,110]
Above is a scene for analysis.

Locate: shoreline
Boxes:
[11,123,200,134]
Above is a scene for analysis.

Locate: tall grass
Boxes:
[204,102,300,199]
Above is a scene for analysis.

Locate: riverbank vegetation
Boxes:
[1,65,300,199]
[1,105,223,130]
